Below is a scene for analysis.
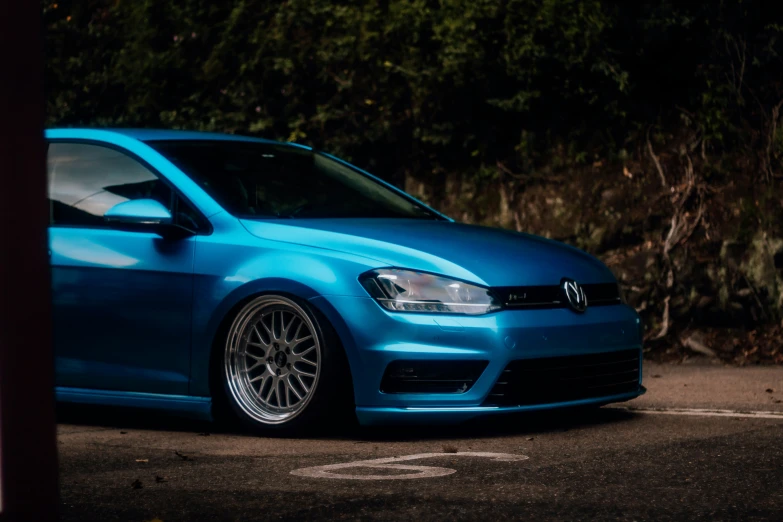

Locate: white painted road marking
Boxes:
[611,406,783,420]
[290,452,528,480]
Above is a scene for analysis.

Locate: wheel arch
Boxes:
[201,278,357,411]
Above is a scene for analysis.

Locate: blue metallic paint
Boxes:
[55,387,212,419]
[104,198,173,223]
[47,128,644,425]
[240,218,614,287]
[311,295,642,412]
[51,227,194,394]
[354,390,645,425]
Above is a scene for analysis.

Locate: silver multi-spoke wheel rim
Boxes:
[225,296,321,425]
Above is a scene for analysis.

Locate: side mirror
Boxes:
[105,199,173,226]
[104,198,195,239]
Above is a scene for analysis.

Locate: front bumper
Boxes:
[356,388,646,425]
[310,295,644,426]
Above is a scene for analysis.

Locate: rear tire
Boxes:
[220,294,350,434]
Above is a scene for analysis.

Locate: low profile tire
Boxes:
[221,294,350,433]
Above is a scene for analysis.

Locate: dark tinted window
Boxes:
[47,143,172,226]
[147,140,441,220]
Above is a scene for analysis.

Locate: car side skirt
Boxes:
[55,387,213,420]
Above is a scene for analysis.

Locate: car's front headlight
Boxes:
[359,268,502,315]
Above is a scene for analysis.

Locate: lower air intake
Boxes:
[483,349,641,406]
[380,360,489,394]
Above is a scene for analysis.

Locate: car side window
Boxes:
[47,142,173,227]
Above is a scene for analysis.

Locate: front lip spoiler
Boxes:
[355,388,645,425]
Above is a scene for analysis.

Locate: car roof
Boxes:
[45,127,311,149]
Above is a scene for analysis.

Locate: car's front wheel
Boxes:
[221,294,349,433]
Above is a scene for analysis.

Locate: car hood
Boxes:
[239,218,614,287]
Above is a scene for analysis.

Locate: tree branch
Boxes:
[646,127,667,188]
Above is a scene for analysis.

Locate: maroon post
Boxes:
[0,0,59,520]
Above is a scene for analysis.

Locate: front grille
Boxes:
[483,349,641,406]
[380,360,489,394]
[493,283,621,309]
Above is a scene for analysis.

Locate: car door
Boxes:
[48,141,196,395]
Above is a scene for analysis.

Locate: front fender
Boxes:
[188,227,379,396]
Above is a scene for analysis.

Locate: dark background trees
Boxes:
[45,0,783,361]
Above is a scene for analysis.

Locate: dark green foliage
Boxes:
[44,1,783,357]
[45,0,783,183]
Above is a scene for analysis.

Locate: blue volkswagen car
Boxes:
[47,128,644,431]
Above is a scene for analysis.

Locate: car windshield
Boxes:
[147,140,441,220]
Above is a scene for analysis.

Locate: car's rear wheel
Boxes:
[222,294,348,432]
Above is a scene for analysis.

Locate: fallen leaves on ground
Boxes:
[646,323,783,365]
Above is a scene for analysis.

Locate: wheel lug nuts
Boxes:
[274,344,279,351]
[267,357,272,363]
[285,348,290,354]
[287,363,291,369]
[276,369,281,375]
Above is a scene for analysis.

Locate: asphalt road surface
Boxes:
[57,361,783,521]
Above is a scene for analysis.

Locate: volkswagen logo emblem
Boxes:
[561,278,587,312]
